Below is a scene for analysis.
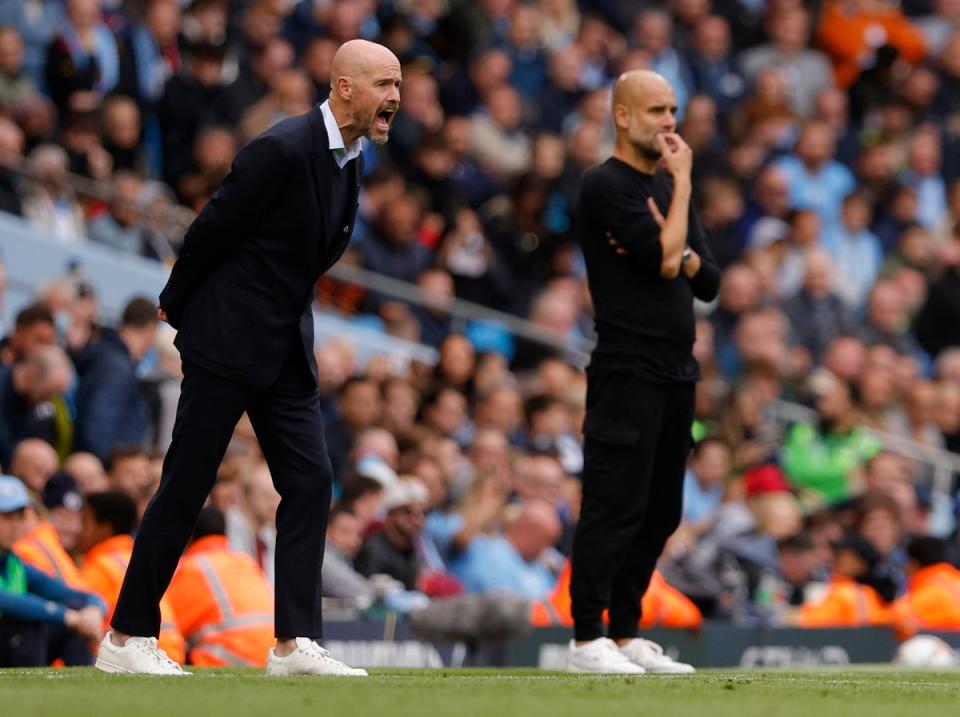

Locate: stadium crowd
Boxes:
[4,0,960,667]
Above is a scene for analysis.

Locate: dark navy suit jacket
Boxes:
[159,105,363,389]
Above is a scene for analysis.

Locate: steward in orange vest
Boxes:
[795,533,891,628]
[77,491,185,664]
[891,537,960,640]
[14,472,86,589]
[531,561,702,629]
[167,508,274,667]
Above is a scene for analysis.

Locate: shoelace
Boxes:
[637,639,664,656]
[301,642,342,665]
[134,638,182,671]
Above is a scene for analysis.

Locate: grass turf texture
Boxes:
[2,668,958,717]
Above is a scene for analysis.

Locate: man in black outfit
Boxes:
[567,70,720,674]
[95,40,402,677]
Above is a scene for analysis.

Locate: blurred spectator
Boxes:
[9,438,58,494]
[469,84,532,180]
[891,536,960,638]
[450,498,562,599]
[816,0,926,88]
[74,297,158,462]
[684,15,745,119]
[826,191,884,309]
[44,0,121,116]
[355,477,429,590]
[782,369,880,507]
[159,39,235,188]
[0,346,73,470]
[226,462,280,584]
[22,144,86,243]
[321,507,374,604]
[100,95,146,175]
[0,302,55,366]
[773,121,856,236]
[0,475,104,668]
[63,452,108,494]
[87,172,145,255]
[0,25,39,113]
[681,436,730,534]
[357,192,430,284]
[780,249,854,363]
[858,280,927,359]
[791,532,892,627]
[739,6,833,117]
[324,376,383,482]
[165,507,274,667]
[633,9,691,118]
[14,471,85,586]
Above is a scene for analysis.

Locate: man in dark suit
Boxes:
[95,39,402,677]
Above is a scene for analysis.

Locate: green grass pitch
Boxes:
[2,668,958,717]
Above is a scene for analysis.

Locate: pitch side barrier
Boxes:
[308,618,960,669]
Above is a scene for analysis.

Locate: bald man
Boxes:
[568,71,719,674]
[97,40,401,676]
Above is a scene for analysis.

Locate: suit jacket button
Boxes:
[343,225,349,233]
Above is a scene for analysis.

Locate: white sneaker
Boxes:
[619,638,695,674]
[95,632,191,676]
[266,637,368,677]
[566,638,646,674]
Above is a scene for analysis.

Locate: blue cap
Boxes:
[0,475,30,513]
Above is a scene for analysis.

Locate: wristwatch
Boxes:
[681,247,693,264]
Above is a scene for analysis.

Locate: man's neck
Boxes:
[328,97,361,146]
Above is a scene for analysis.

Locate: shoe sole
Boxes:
[566,664,645,674]
[265,669,368,677]
[95,656,191,676]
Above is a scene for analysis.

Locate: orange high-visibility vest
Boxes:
[166,535,274,667]
[639,569,703,630]
[14,522,86,590]
[797,576,891,628]
[79,534,186,664]
[530,562,702,629]
[892,563,960,640]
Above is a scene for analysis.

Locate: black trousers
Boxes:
[112,345,333,640]
[0,617,94,667]
[570,374,694,641]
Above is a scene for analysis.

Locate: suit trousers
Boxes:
[570,375,694,641]
[112,342,333,640]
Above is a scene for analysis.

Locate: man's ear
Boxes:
[337,76,353,101]
[613,103,630,131]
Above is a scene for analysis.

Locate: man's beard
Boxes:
[637,139,661,161]
[371,132,389,146]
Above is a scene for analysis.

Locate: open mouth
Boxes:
[375,108,396,131]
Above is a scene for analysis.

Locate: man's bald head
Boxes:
[612,70,672,114]
[330,39,398,86]
[328,40,402,146]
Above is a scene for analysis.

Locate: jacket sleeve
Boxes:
[159,133,294,327]
[0,563,104,624]
[75,361,138,462]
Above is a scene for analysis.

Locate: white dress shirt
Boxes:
[319,100,362,169]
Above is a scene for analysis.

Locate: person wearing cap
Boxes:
[355,478,430,591]
[789,532,892,628]
[0,475,105,667]
[13,470,86,589]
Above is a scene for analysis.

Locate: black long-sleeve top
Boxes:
[577,157,721,383]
